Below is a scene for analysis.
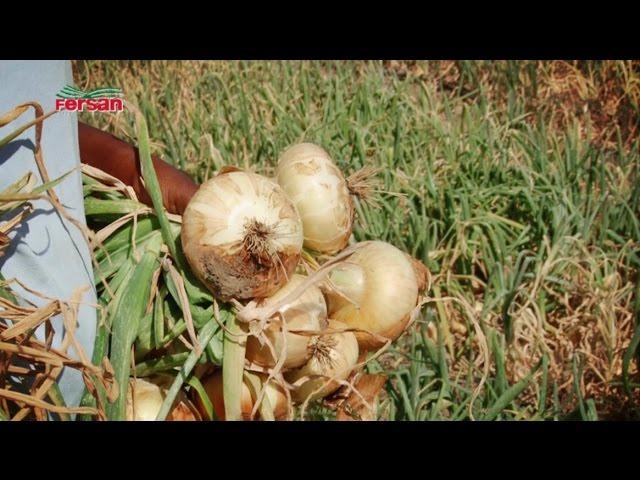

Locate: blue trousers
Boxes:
[0,60,97,411]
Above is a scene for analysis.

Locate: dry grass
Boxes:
[0,103,112,420]
[0,284,112,420]
[384,60,640,151]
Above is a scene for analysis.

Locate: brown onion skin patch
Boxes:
[167,396,201,421]
[408,255,430,292]
[182,237,300,301]
[336,373,387,421]
[245,328,281,368]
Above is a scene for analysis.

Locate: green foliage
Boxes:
[75,60,640,420]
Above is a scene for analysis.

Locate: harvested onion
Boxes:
[258,375,289,420]
[286,320,359,403]
[324,241,423,350]
[276,143,353,254]
[182,170,303,300]
[194,371,254,421]
[194,372,288,421]
[125,377,198,421]
[245,274,327,369]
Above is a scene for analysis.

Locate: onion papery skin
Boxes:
[195,371,254,421]
[276,143,353,254]
[260,375,289,420]
[126,377,198,421]
[181,170,303,301]
[286,320,359,403]
[245,274,327,370]
[324,241,419,350]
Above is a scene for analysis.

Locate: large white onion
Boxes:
[324,241,422,350]
[182,170,303,300]
[245,274,327,369]
[285,320,359,403]
[276,143,353,254]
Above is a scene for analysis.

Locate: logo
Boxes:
[55,85,125,112]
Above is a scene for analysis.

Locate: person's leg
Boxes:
[0,60,97,410]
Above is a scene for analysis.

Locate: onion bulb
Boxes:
[285,320,359,403]
[324,241,422,350]
[193,372,289,420]
[194,371,254,421]
[245,274,327,370]
[182,170,303,301]
[258,375,289,420]
[276,143,353,254]
[125,377,198,421]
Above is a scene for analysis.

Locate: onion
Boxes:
[182,170,303,300]
[194,371,254,421]
[194,372,289,420]
[323,241,423,350]
[276,143,353,254]
[260,375,289,420]
[125,377,198,421]
[245,274,327,369]
[285,320,359,403]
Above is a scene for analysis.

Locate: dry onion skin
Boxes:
[245,274,328,369]
[324,241,422,350]
[181,170,303,301]
[286,320,359,403]
[125,377,198,421]
[194,372,288,420]
[194,371,254,421]
[276,143,354,254]
[258,375,289,420]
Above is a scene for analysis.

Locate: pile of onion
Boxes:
[178,142,429,420]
